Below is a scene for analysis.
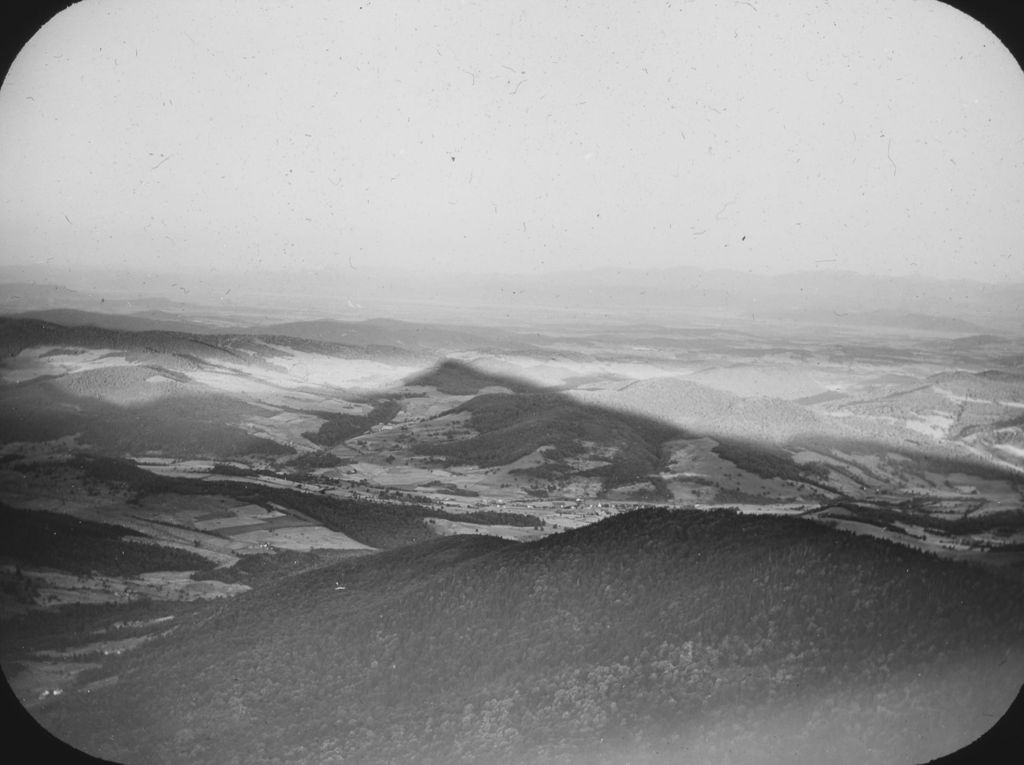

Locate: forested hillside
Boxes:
[415,391,682,492]
[35,509,1024,765]
[0,381,294,458]
[0,503,214,577]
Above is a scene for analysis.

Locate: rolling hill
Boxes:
[0,316,416,364]
[573,376,842,444]
[414,388,681,493]
[245,318,538,354]
[29,508,1024,765]
[7,308,221,335]
[767,309,997,335]
[0,316,425,458]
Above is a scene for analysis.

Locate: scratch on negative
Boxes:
[887,137,896,176]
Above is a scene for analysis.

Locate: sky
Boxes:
[1,0,1023,283]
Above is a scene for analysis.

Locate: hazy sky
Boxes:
[1,0,1022,282]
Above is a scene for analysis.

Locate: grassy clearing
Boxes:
[0,503,215,578]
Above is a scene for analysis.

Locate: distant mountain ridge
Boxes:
[0,316,418,363]
[0,281,198,317]
[244,318,538,353]
[0,307,543,356]
[765,309,996,335]
[2,265,1021,330]
[8,308,220,335]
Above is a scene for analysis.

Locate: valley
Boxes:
[1,305,1023,764]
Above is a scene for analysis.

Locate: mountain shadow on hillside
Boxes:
[403,361,844,498]
[404,358,539,395]
[405,360,1024,496]
[406,360,684,495]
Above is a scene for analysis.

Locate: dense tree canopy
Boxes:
[35,509,1024,765]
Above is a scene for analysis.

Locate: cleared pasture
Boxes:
[228,525,374,551]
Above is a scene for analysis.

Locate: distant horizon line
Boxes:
[2,261,1022,287]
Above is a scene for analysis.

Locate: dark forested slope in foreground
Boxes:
[35,509,1024,765]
